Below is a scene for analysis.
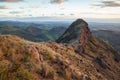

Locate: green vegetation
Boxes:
[0,26,66,42]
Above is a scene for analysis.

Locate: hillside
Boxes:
[0,26,67,42]
[0,19,120,80]
[93,30,120,52]
[48,27,67,40]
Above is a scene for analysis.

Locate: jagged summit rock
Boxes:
[56,19,91,46]
[79,19,91,46]
[70,19,88,27]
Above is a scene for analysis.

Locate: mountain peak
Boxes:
[79,20,91,46]
[73,19,88,25]
[56,19,91,46]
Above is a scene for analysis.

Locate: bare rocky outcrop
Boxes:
[79,21,92,47]
[56,19,92,53]
[56,19,89,44]
[56,19,92,46]
[78,19,92,53]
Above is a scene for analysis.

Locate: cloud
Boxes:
[0,5,11,9]
[0,0,23,2]
[19,7,24,9]
[29,5,40,8]
[81,12,120,15]
[9,11,23,14]
[50,0,68,4]
[60,7,65,10]
[59,13,64,15]
[93,0,120,8]
[70,13,74,16]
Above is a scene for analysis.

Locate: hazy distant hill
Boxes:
[0,25,67,42]
[48,27,67,40]
[0,21,70,30]
[89,22,120,31]
[93,30,120,52]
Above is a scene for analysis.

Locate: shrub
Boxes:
[39,63,56,79]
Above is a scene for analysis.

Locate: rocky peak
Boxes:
[71,19,88,27]
[79,21,92,47]
[56,19,92,46]
[65,19,88,34]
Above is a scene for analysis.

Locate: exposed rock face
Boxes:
[56,19,92,53]
[79,22,91,47]
[56,19,92,46]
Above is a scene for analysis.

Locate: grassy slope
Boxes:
[0,35,119,80]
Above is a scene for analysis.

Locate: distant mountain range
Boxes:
[0,25,67,42]
[89,22,120,31]
[93,30,120,52]
[0,21,71,30]
[0,21,120,52]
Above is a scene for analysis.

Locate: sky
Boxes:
[0,0,120,21]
